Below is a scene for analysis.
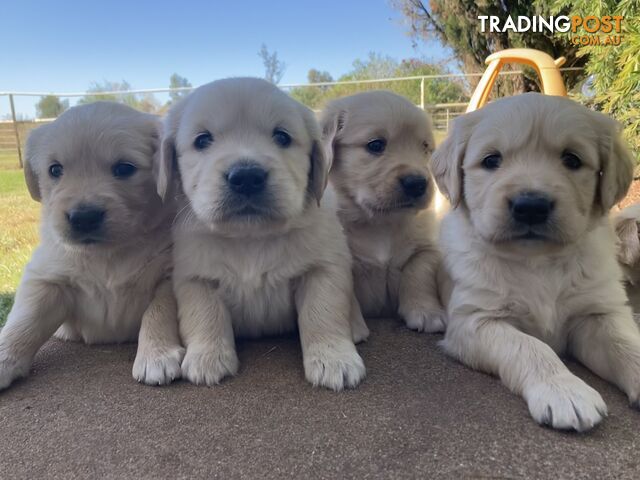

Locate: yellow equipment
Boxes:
[467,48,568,112]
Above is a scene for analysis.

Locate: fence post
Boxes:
[420,77,425,110]
[8,94,23,168]
[446,108,450,132]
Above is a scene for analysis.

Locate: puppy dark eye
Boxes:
[194,131,214,150]
[562,151,582,170]
[481,153,502,170]
[273,129,292,147]
[112,162,137,179]
[49,163,63,178]
[366,139,386,155]
[423,141,431,154]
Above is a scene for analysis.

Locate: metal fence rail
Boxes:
[0,67,583,169]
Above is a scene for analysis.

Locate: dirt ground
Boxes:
[1,318,639,479]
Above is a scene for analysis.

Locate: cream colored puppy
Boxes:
[320,91,444,333]
[434,93,640,431]
[0,102,184,390]
[162,78,365,391]
[613,204,640,310]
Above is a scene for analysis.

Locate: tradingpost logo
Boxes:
[478,15,624,46]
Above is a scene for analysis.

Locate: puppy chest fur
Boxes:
[442,212,626,351]
[346,211,438,318]
[173,209,346,338]
[213,239,299,337]
[28,237,172,344]
[347,223,409,316]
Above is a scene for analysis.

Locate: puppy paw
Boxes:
[525,373,607,432]
[351,316,370,344]
[53,324,82,342]
[0,351,30,391]
[303,340,365,391]
[181,343,239,386]
[622,379,640,409]
[133,344,185,386]
[402,309,446,333]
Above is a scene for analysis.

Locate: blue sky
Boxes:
[0,0,450,117]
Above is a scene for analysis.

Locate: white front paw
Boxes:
[303,340,366,391]
[525,373,607,431]
[181,343,239,386]
[133,344,185,386]
[351,314,370,344]
[0,350,31,391]
[402,308,446,333]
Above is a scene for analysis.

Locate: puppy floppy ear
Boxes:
[431,112,478,208]
[309,140,329,205]
[155,133,174,202]
[597,115,635,211]
[155,104,185,202]
[301,106,330,205]
[319,105,347,172]
[23,124,50,202]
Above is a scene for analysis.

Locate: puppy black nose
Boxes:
[67,205,106,233]
[227,165,268,196]
[399,175,428,198]
[509,192,554,225]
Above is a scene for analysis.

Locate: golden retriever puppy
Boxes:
[162,78,365,391]
[433,93,640,431]
[320,91,444,333]
[0,102,183,390]
[613,204,640,310]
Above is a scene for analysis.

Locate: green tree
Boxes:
[329,54,466,104]
[548,0,640,164]
[345,52,398,80]
[169,73,192,103]
[258,44,286,84]
[394,59,467,104]
[290,53,466,110]
[35,95,69,118]
[136,93,161,113]
[289,69,334,108]
[307,69,333,84]
[78,80,138,106]
[78,80,160,113]
[392,0,586,93]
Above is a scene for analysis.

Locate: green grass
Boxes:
[0,159,40,325]
[0,152,23,170]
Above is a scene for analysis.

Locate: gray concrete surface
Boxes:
[0,318,638,479]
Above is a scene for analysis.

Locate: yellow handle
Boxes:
[467,48,568,113]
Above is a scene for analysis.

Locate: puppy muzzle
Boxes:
[64,203,107,244]
[399,174,428,199]
[221,163,275,218]
[507,191,556,240]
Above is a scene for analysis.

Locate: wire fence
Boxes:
[0,68,582,169]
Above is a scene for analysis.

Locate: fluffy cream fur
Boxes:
[0,102,183,390]
[434,93,639,431]
[163,78,365,391]
[320,91,444,333]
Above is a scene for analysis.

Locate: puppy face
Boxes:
[321,91,435,218]
[162,78,327,234]
[25,102,164,247]
[433,93,634,248]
